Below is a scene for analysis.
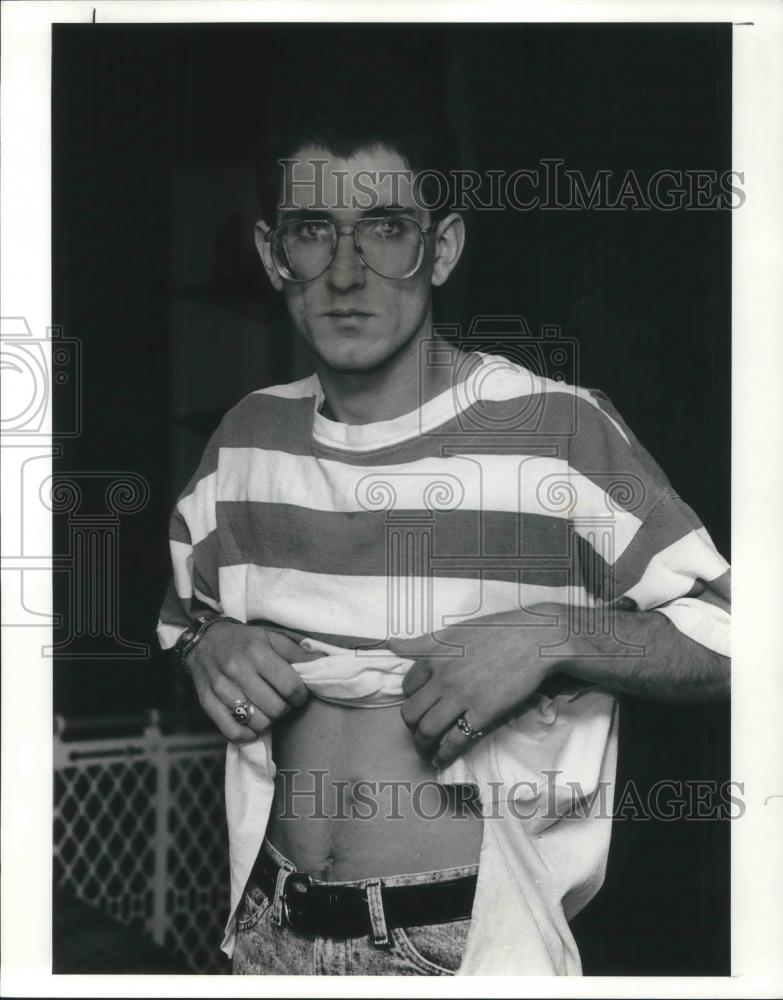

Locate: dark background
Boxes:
[52,22,731,975]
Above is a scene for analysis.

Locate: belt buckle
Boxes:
[281,871,313,927]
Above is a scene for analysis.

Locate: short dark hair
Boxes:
[254,57,462,223]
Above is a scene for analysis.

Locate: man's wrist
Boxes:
[175,614,241,671]
[523,602,597,679]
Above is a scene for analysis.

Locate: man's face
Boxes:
[257,145,449,374]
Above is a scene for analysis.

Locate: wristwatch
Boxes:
[174,614,240,670]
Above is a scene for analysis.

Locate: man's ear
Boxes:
[254,219,284,292]
[430,212,465,288]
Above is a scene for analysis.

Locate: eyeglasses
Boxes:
[265,216,435,282]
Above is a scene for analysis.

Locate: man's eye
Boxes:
[292,221,331,240]
[368,218,403,239]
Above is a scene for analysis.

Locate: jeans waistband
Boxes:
[261,837,479,889]
[258,838,477,943]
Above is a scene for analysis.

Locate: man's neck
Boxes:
[315,324,459,427]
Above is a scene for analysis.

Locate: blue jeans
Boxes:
[232,840,475,975]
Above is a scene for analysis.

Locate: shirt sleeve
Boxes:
[569,388,730,659]
[611,490,730,657]
[156,422,226,651]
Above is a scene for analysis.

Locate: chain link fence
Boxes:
[53,711,230,972]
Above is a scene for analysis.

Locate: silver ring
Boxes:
[455,715,484,741]
[230,698,255,726]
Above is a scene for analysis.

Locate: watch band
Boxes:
[175,614,241,670]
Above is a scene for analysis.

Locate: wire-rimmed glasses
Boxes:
[265,215,435,282]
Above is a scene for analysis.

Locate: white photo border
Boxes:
[1,1,782,997]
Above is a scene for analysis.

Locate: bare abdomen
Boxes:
[266,697,483,880]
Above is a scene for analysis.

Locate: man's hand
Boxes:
[388,608,564,769]
[390,598,730,768]
[185,624,322,743]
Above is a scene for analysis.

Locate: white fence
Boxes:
[53,711,230,972]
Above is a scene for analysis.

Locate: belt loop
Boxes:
[366,880,390,947]
[271,860,295,928]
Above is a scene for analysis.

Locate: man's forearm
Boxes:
[535,603,730,702]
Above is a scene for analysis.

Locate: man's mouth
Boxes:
[322,309,375,318]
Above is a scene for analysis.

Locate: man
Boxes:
[157,81,730,976]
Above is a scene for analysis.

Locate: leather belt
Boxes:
[252,848,477,938]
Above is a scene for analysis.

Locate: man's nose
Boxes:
[327,231,366,290]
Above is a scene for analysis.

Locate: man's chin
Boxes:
[311,339,396,375]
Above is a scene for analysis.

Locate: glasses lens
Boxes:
[272,220,336,280]
[271,217,425,281]
[356,217,423,278]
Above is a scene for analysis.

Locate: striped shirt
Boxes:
[157,350,730,659]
